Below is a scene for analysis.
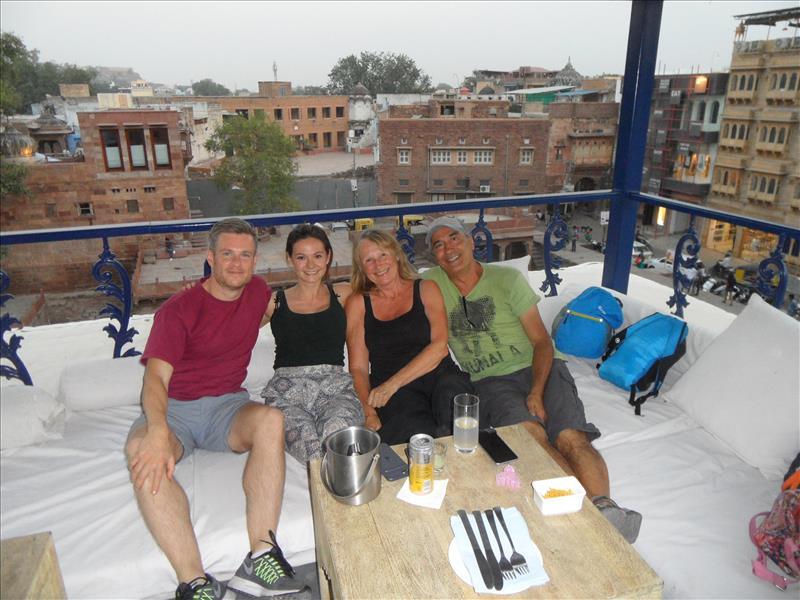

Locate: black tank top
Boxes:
[271,285,346,368]
[364,279,430,385]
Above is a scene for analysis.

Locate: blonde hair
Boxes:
[351,229,418,294]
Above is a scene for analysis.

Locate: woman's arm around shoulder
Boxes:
[419,279,450,357]
[260,292,278,328]
[345,293,381,430]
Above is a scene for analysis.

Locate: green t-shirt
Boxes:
[422,264,539,381]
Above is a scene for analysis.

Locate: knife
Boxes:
[457,509,493,589]
[473,510,503,590]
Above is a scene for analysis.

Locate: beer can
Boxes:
[408,433,434,495]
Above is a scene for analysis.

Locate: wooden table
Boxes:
[308,424,662,599]
[0,532,66,600]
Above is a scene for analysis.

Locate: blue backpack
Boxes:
[552,287,624,359]
[597,313,689,415]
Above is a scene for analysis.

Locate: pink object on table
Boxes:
[496,465,521,489]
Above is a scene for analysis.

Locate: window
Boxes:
[768,179,776,194]
[518,179,529,187]
[323,132,331,147]
[290,107,300,120]
[274,108,283,120]
[100,128,123,170]
[759,177,767,193]
[432,178,444,186]
[126,199,139,213]
[125,128,147,169]
[459,137,466,145]
[779,74,788,90]
[520,149,533,164]
[78,202,93,216]
[457,150,468,164]
[395,192,413,203]
[722,171,729,185]
[144,185,156,193]
[474,150,493,164]
[111,187,121,194]
[778,128,786,144]
[697,101,706,121]
[738,76,746,90]
[747,75,754,91]
[555,147,563,160]
[431,150,451,164]
[335,106,344,118]
[398,179,409,186]
[456,178,469,188]
[336,131,346,146]
[45,203,56,217]
[322,107,331,118]
[307,107,317,119]
[398,149,411,164]
[790,73,798,90]
[723,123,729,138]
[163,197,175,211]
[731,124,738,139]
[739,124,747,140]
[769,127,777,143]
[150,127,171,168]
[308,133,318,145]
[710,101,720,124]
[235,109,249,119]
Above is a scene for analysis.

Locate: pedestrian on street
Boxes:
[571,226,578,252]
[724,269,736,305]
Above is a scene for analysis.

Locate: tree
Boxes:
[204,116,298,215]
[1,32,31,205]
[192,78,231,96]
[1,32,98,112]
[326,52,432,94]
[293,85,328,96]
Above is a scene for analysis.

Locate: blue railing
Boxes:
[2,0,799,386]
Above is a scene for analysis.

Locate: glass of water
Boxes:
[453,393,479,454]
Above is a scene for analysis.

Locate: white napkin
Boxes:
[396,478,448,509]
[449,507,549,594]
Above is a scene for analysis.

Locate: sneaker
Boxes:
[593,495,643,544]
[175,574,233,600]
[227,531,306,597]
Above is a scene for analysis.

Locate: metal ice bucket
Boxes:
[320,426,381,506]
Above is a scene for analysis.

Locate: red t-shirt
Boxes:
[142,277,271,400]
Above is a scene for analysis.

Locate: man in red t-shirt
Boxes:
[126,218,303,600]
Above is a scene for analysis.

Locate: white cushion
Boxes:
[58,356,144,410]
[243,334,276,393]
[663,295,800,479]
[0,385,66,449]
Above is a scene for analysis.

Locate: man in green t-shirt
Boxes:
[422,216,641,543]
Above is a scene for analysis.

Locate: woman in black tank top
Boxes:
[345,230,473,445]
[260,225,363,463]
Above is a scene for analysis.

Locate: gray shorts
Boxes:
[473,359,601,445]
[128,390,252,461]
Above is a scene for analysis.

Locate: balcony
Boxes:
[721,106,755,120]
[755,140,789,155]
[710,182,739,197]
[727,88,757,102]
[2,6,799,600]
[765,88,799,104]
[660,177,710,198]
[718,137,748,151]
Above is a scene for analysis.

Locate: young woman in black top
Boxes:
[260,224,363,462]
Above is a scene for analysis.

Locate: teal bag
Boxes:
[551,287,623,359]
[597,313,688,415]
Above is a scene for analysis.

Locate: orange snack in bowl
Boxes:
[543,487,573,498]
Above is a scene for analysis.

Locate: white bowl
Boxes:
[531,475,586,515]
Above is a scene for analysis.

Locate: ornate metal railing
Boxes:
[2,191,797,386]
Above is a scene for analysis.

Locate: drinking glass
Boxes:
[453,393,479,454]
[433,441,447,474]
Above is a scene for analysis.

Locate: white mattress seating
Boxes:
[1,262,798,598]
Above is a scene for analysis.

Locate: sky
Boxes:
[2,1,798,91]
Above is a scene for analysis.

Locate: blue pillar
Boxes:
[602,0,663,293]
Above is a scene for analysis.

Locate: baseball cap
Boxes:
[425,216,469,248]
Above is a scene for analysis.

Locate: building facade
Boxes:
[376,98,550,204]
[706,21,800,271]
[1,109,190,292]
[641,72,727,234]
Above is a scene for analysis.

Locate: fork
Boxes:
[485,509,515,581]
[493,506,528,575]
